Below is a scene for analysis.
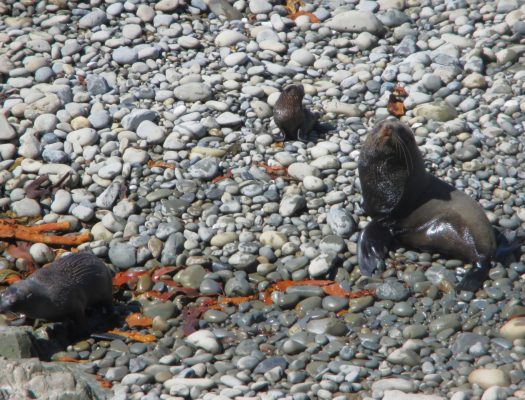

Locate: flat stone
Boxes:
[186,330,221,354]
[0,113,16,140]
[413,101,458,122]
[78,8,107,28]
[500,317,525,341]
[468,369,510,390]
[174,83,212,102]
[121,109,157,131]
[325,10,385,34]
[371,378,417,393]
[259,231,287,250]
[323,101,362,117]
[11,198,41,217]
[0,327,37,359]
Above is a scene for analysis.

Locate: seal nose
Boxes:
[379,125,392,144]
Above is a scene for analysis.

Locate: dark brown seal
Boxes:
[273,84,318,142]
[0,252,113,325]
[357,119,497,291]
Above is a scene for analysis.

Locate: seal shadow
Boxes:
[31,304,126,361]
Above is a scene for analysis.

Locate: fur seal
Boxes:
[0,252,113,325]
[357,119,497,291]
[273,84,318,142]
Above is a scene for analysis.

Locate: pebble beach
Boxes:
[1,0,525,399]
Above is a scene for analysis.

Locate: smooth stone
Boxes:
[174,83,212,102]
[306,318,348,336]
[323,101,362,117]
[121,109,157,131]
[11,198,41,217]
[375,281,410,301]
[78,8,107,28]
[214,30,248,47]
[383,392,445,400]
[371,378,417,393]
[279,195,306,217]
[308,253,336,278]
[210,232,238,247]
[108,243,136,269]
[113,47,138,65]
[186,330,221,354]
[325,10,385,34]
[413,101,458,122]
[500,317,525,341]
[29,243,54,264]
[136,120,166,144]
[386,348,421,366]
[0,114,16,141]
[288,163,320,179]
[259,231,287,250]
[429,314,461,334]
[326,208,355,238]
[189,158,219,180]
[468,369,510,389]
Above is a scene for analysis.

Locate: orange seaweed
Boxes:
[289,11,320,23]
[151,266,177,282]
[147,160,176,169]
[125,313,153,328]
[108,329,157,343]
[112,270,150,288]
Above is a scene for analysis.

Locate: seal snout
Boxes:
[379,125,393,145]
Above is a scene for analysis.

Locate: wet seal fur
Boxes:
[0,252,113,326]
[273,84,318,142]
[357,119,497,292]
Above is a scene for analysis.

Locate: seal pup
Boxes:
[273,84,318,142]
[357,119,497,291]
[0,252,113,327]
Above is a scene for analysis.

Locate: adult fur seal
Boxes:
[0,252,113,325]
[357,119,497,291]
[273,84,318,142]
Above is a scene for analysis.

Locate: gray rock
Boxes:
[204,0,242,19]
[0,357,109,399]
[11,198,41,217]
[325,10,385,34]
[78,8,107,28]
[279,195,306,217]
[0,327,37,359]
[87,75,110,96]
[375,281,410,301]
[113,46,139,65]
[109,243,137,269]
[189,158,220,180]
[121,109,157,131]
[326,208,356,238]
[174,83,212,102]
[0,114,17,140]
[96,182,121,209]
[160,232,185,264]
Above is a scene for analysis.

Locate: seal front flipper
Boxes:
[456,261,490,292]
[357,219,395,276]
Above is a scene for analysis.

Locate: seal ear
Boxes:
[357,220,394,276]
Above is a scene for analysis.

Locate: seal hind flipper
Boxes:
[357,219,395,276]
[296,109,319,143]
[456,261,491,292]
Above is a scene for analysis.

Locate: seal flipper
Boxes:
[297,109,319,143]
[358,219,394,276]
[456,261,490,292]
